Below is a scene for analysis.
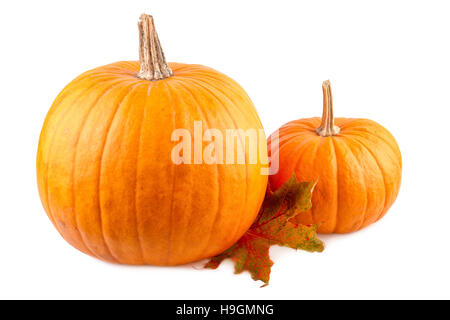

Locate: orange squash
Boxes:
[268,81,401,233]
[36,14,268,265]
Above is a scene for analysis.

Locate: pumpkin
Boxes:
[268,81,401,233]
[36,14,268,265]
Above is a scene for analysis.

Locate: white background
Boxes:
[1,0,449,299]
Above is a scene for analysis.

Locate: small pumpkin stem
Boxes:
[137,14,173,81]
[315,80,341,137]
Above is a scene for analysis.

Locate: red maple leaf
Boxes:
[205,174,324,286]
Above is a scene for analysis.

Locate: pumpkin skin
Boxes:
[37,61,268,265]
[268,84,401,234]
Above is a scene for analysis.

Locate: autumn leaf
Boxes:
[205,174,324,286]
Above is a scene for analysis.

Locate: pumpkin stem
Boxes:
[137,14,173,81]
[315,80,341,137]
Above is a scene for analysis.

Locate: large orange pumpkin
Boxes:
[268,81,401,233]
[36,15,268,265]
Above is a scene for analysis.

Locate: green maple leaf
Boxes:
[205,174,324,286]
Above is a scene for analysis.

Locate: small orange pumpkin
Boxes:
[36,15,268,265]
[268,81,401,233]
